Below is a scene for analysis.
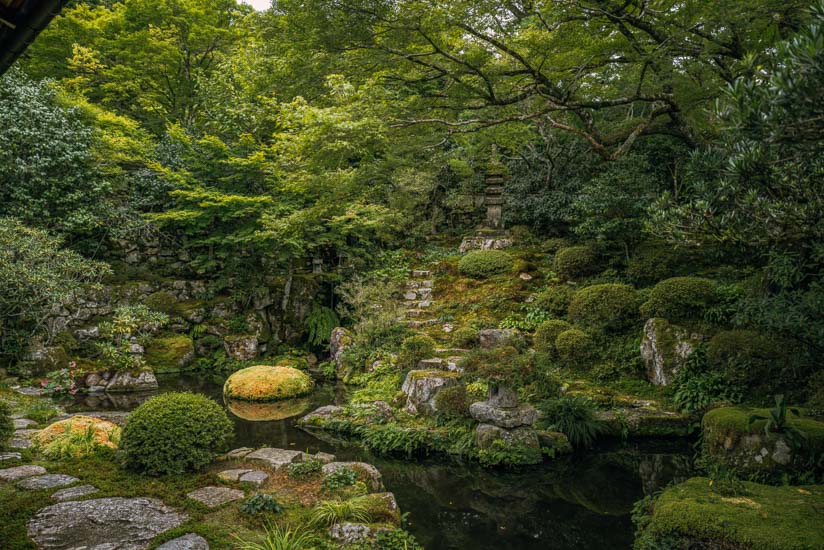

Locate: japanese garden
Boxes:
[0,0,822,548]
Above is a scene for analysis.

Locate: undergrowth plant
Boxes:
[538,396,607,449]
[233,523,317,550]
[310,498,371,526]
[322,467,358,490]
[240,494,284,515]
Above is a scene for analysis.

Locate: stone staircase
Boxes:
[404,269,438,329]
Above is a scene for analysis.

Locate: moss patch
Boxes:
[145,335,195,373]
[635,477,824,550]
[223,365,314,402]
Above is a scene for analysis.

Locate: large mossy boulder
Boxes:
[35,416,122,457]
[144,335,194,373]
[634,477,824,550]
[458,249,514,278]
[702,406,824,479]
[401,370,461,416]
[223,365,314,402]
[640,318,702,386]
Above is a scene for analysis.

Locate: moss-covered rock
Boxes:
[554,246,598,280]
[597,408,692,438]
[568,283,639,332]
[702,406,824,479]
[640,277,717,322]
[458,249,515,278]
[555,329,593,366]
[144,335,195,373]
[226,397,311,421]
[35,415,122,456]
[707,330,785,392]
[640,318,702,386]
[634,477,824,550]
[357,492,401,526]
[223,365,314,402]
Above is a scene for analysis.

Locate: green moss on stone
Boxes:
[144,335,195,373]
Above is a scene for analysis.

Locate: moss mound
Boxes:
[568,283,639,332]
[533,320,572,354]
[554,246,597,279]
[458,249,514,278]
[224,365,314,402]
[227,397,311,421]
[533,285,575,317]
[144,335,194,373]
[640,277,716,321]
[555,329,593,366]
[635,477,824,550]
[35,415,122,456]
[707,330,784,391]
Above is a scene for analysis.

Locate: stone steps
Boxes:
[407,319,439,329]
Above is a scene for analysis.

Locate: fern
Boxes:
[306,304,340,346]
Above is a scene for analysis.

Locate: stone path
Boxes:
[186,486,245,508]
[17,473,79,490]
[404,269,439,328]
[51,484,99,502]
[157,533,209,549]
[245,447,306,469]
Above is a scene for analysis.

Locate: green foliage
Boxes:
[478,440,543,467]
[321,467,358,491]
[533,320,572,354]
[554,246,598,280]
[450,326,479,348]
[499,304,553,332]
[672,345,742,415]
[311,498,371,526]
[397,335,436,370]
[461,346,527,386]
[640,277,717,322]
[538,396,606,449]
[97,305,169,372]
[532,285,575,318]
[234,523,318,550]
[0,401,13,450]
[433,385,470,421]
[568,284,639,332]
[121,392,233,475]
[286,459,323,480]
[39,423,120,460]
[554,329,593,367]
[626,242,688,286]
[239,494,283,515]
[706,329,784,393]
[748,395,807,448]
[305,304,340,347]
[458,250,514,278]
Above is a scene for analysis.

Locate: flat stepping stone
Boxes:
[13,418,37,429]
[10,438,32,449]
[417,358,444,369]
[245,447,306,469]
[157,533,209,549]
[0,452,22,462]
[18,474,79,490]
[412,270,431,277]
[239,471,268,486]
[406,309,425,317]
[407,319,438,329]
[187,486,244,508]
[28,497,187,550]
[313,452,336,464]
[0,465,47,481]
[14,386,45,396]
[223,447,254,459]
[51,484,99,502]
[14,428,41,438]
[217,468,252,482]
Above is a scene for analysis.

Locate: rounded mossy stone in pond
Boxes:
[223,365,314,402]
[458,249,514,278]
[144,335,194,373]
[226,397,311,421]
[701,406,824,479]
[635,477,824,550]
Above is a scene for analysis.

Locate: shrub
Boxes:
[397,334,436,370]
[807,370,824,418]
[533,320,572,354]
[538,396,606,449]
[322,466,359,490]
[554,246,597,279]
[450,326,479,348]
[706,330,784,391]
[121,392,233,475]
[532,285,575,317]
[458,250,514,278]
[0,401,13,449]
[554,329,593,366]
[568,283,639,332]
[434,385,470,420]
[234,524,317,550]
[461,346,529,386]
[640,277,717,321]
[311,498,370,527]
[287,459,323,480]
[240,494,283,515]
[626,242,686,285]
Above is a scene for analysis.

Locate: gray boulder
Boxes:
[469,401,538,429]
[156,534,209,550]
[478,328,518,349]
[640,318,703,386]
[222,334,258,361]
[245,447,306,469]
[106,370,158,392]
[330,327,354,374]
[401,370,460,416]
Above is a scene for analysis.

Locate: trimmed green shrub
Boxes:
[707,330,784,391]
[541,238,570,253]
[640,277,717,321]
[397,334,436,370]
[434,385,470,420]
[568,283,639,332]
[0,401,13,449]
[626,242,686,285]
[555,329,593,366]
[533,320,572,354]
[532,285,575,317]
[458,250,514,278]
[121,392,233,475]
[450,326,479,348]
[554,246,597,279]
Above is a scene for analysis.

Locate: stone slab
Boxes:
[13,418,37,429]
[156,533,210,550]
[17,474,80,490]
[51,484,99,502]
[217,469,252,482]
[0,465,47,481]
[239,470,269,486]
[186,486,244,508]
[10,438,32,449]
[0,452,22,462]
[245,447,306,469]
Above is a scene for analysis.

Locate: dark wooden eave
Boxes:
[0,0,68,74]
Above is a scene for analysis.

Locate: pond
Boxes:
[68,375,694,550]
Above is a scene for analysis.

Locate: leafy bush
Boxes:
[533,285,575,317]
[626,242,686,285]
[554,246,597,279]
[434,385,470,420]
[98,305,169,371]
[672,345,742,414]
[397,334,436,370]
[234,524,317,550]
[240,494,283,515]
[450,326,479,348]
[322,466,359,490]
[499,305,552,331]
[706,329,784,392]
[554,329,593,366]
[458,250,514,278]
[461,346,528,386]
[121,392,233,475]
[538,396,606,449]
[568,283,639,332]
[533,320,572,354]
[640,277,717,321]
[305,304,340,346]
[287,459,323,480]
[311,498,371,527]
[0,401,13,449]
[807,371,824,418]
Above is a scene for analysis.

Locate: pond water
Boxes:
[68,376,694,550]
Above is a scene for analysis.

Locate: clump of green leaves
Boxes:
[322,466,358,490]
[305,304,340,346]
[538,396,606,449]
[748,394,807,449]
[97,305,169,371]
[240,494,283,515]
[233,523,317,550]
[311,497,370,526]
[0,401,13,449]
[672,345,742,414]
[286,459,323,480]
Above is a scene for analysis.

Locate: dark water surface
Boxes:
[69,375,693,550]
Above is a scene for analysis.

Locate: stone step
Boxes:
[418,300,433,308]
[0,452,22,462]
[17,474,80,490]
[51,484,99,502]
[485,186,504,195]
[13,418,37,429]
[407,319,439,329]
[406,309,426,317]
[412,270,431,278]
[406,280,433,289]
[403,288,432,300]
[434,348,470,355]
[187,486,245,508]
[417,358,444,369]
[0,465,47,481]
